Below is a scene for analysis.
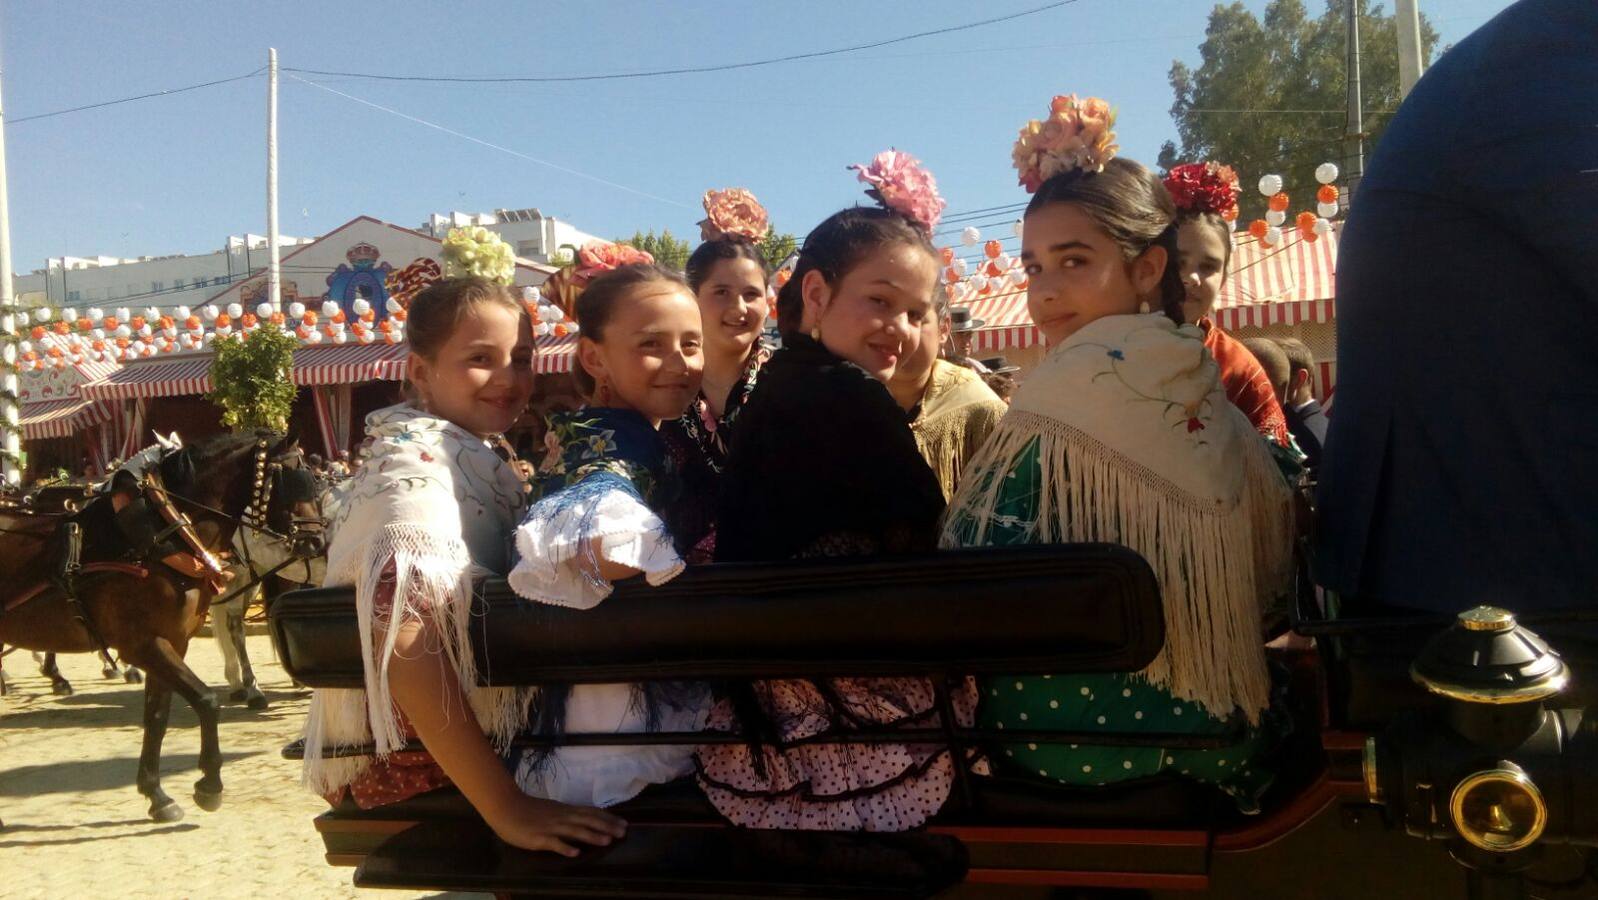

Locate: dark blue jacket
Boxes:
[1315,0,1598,615]
[1287,399,1328,472]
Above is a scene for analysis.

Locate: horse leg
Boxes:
[134,674,184,822]
[214,595,246,699]
[135,635,224,812]
[38,651,72,696]
[231,591,268,710]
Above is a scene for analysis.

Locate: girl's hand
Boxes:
[484,793,629,857]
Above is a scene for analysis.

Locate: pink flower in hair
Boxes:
[850,149,947,233]
[1013,93,1120,192]
[700,188,771,243]
[573,240,655,285]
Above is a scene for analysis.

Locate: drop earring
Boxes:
[1138,301,1151,314]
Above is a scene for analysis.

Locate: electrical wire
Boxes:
[281,1,1082,84]
[7,69,264,125]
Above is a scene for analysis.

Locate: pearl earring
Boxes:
[1138,301,1151,314]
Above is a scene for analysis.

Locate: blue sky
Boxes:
[1,0,1513,271]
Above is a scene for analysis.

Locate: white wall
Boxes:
[419,208,602,265]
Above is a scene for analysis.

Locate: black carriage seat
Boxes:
[272,544,1236,897]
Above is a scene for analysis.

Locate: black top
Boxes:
[714,334,945,563]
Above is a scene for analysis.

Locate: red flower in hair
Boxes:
[1163,162,1240,218]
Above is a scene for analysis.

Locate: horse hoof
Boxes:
[193,787,224,813]
[246,694,269,711]
[149,800,185,823]
[124,669,143,684]
[228,688,247,703]
[51,682,73,696]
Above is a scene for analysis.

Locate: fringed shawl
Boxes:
[910,360,1010,501]
[301,404,531,795]
[941,314,1293,722]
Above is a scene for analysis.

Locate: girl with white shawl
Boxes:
[302,273,627,857]
[942,96,1294,811]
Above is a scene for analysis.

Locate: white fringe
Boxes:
[942,409,1293,724]
[302,523,534,795]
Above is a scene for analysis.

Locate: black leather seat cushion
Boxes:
[272,544,1164,688]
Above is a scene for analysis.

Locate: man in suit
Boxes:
[1278,338,1328,473]
[1315,0,1598,617]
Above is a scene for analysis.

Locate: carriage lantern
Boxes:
[1363,606,1598,895]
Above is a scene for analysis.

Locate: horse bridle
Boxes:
[150,439,327,606]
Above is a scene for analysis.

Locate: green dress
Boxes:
[943,437,1277,812]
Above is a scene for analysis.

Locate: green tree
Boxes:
[617,229,693,271]
[1158,0,1439,221]
[757,231,800,273]
[208,326,298,432]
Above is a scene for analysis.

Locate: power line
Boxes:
[7,69,264,125]
[282,0,1082,84]
[286,73,697,211]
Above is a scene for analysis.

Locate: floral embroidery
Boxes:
[673,341,772,476]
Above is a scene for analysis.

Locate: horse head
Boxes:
[155,431,318,558]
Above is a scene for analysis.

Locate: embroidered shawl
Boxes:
[509,408,684,609]
[302,404,530,795]
[909,359,1010,501]
[941,314,1293,722]
[1201,318,1291,446]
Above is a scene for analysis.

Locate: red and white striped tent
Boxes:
[17,355,123,470]
[961,230,1341,396]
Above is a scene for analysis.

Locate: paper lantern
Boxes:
[241,313,258,328]
[1296,211,1317,230]
[76,317,93,332]
[1263,225,1283,247]
[1313,218,1333,236]
[34,307,52,322]
[333,331,348,344]
[17,312,30,327]
[1267,192,1290,213]
[961,227,980,247]
[114,324,131,339]
[115,307,131,321]
[1009,269,1027,288]
[321,300,339,318]
[1315,162,1340,185]
[144,306,159,320]
[386,298,404,314]
[983,240,1003,260]
[1316,185,1339,205]
[61,307,77,321]
[1317,200,1339,219]
[184,315,201,330]
[175,306,191,319]
[352,297,371,316]
[952,257,969,277]
[939,247,955,266]
[200,305,217,321]
[1265,209,1286,227]
[1248,220,1269,240]
[1257,174,1283,197]
[256,302,273,318]
[288,301,306,318]
[270,312,286,326]
[28,326,44,340]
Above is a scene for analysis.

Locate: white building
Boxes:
[12,233,315,313]
[418,207,603,265]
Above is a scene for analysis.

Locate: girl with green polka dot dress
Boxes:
[940,95,1295,812]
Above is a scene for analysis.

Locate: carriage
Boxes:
[270,541,1598,899]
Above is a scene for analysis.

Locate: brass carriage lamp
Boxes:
[1364,605,1580,868]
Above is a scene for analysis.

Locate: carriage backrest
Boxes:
[270,543,1164,687]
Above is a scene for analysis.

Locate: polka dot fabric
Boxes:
[695,676,980,831]
[982,672,1274,811]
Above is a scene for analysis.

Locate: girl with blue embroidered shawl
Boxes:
[942,96,1294,811]
[508,263,713,814]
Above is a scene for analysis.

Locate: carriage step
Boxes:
[354,819,967,898]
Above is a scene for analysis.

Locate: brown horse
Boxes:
[0,431,318,823]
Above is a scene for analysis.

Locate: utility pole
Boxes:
[1395,0,1425,99]
[267,48,282,311]
[1345,0,1366,202]
[0,57,20,485]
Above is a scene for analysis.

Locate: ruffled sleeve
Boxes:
[509,471,685,610]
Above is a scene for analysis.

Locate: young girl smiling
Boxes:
[700,151,974,832]
[508,262,712,813]
[944,97,1294,811]
[303,270,629,857]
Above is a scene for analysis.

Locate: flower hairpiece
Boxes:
[850,149,946,234]
[441,226,517,285]
[1011,94,1119,193]
[700,188,771,243]
[570,240,655,285]
[1163,162,1240,218]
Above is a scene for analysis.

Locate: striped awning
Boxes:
[82,341,411,401]
[535,332,577,375]
[20,397,113,441]
[964,230,1339,351]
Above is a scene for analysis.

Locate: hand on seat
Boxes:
[485,793,628,858]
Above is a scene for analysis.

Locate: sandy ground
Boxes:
[0,631,485,900]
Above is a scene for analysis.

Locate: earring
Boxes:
[810,326,821,341]
[1138,301,1151,314]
